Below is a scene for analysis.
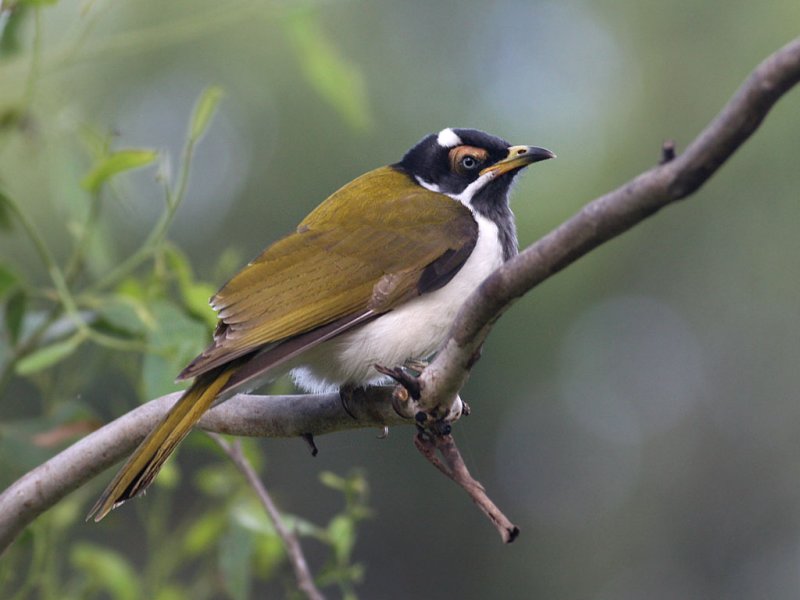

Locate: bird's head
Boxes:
[395,127,555,211]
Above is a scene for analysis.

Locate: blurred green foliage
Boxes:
[0,0,799,599]
[0,2,374,597]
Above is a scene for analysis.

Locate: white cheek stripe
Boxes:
[416,171,496,213]
[448,171,496,207]
[437,128,462,148]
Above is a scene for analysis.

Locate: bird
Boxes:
[88,127,555,521]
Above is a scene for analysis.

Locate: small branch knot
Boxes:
[660,139,677,164]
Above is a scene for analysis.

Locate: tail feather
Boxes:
[87,366,236,522]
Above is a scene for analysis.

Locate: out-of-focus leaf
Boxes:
[328,514,356,564]
[15,332,84,375]
[0,263,19,299]
[4,288,26,345]
[94,294,154,336]
[116,277,148,301]
[0,5,29,56]
[81,149,158,193]
[19,0,60,6]
[231,500,277,536]
[153,585,189,600]
[0,189,14,230]
[189,85,224,142]
[219,523,253,600]
[49,493,83,530]
[154,586,186,600]
[183,509,228,556]
[319,470,347,492]
[70,542,141,600]
[164,245,216,327]
[142,300,207,398]
[253,530,285,579]
[154,455,179,490]
[284,10,372,132]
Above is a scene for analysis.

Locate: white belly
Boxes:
[290,214,504,393]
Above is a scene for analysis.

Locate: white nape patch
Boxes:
[415,176,441,193]
[289,212,504,393]
[437,128,462,148]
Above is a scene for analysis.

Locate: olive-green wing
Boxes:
[179,166,477,380]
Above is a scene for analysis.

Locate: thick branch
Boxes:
[0,387,406,555]
[1,36,798,555]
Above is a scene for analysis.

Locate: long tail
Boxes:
[87,365,237,522]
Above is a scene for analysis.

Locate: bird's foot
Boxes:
[339,383,366,420]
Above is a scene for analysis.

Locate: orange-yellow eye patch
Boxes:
[448,146,489,175]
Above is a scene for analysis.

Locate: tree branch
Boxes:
[1,35,798,555]
[0,387,407,555]
[411,35,800,419]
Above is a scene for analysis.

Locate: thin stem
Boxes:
[3,196,83,328]
[210,434,325,600]
[88,131,197,293]
[64,191,103,284]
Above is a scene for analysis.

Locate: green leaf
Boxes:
[142,300,207,398]
[253,530,286,578]
[20,0,61,6]
[0,189,14,230]
[164,245,216,327]
[94,294,154,336]
[82,149,158,193]
[319,470,347,492]
[219,523,253,600]
[183,510,228,556]
[0,264,19,300]
[70,542,141,600]
[189,85,224,142]
[15,332,84,375]
[0,6,29,56]
[327,514,356,564]
[285,10,372,132]
[4,289,26,345]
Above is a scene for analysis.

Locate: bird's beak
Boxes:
[480,145,556,177]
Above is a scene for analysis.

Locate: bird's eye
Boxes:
[460,155,479,170]
[449,145,489,175]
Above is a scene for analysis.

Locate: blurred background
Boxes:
[1,0,799,598]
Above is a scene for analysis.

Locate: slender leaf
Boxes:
[219,523,253,600]
[189,85,224,142]
[142,300,207,398]
[82,149,158,193]
[15,332,84,375]
[20,0,60,6]
[328,514,356,564]
[70,542,141,600]
[4,289,26,344]
[285,10,372,132]
[94,294,154,336]
[164,246,216,326]
[0,189,13,230]
[0,263,19,299]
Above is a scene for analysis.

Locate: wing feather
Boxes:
[179,166,477,380]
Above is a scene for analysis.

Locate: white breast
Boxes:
[290,213,504,393]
